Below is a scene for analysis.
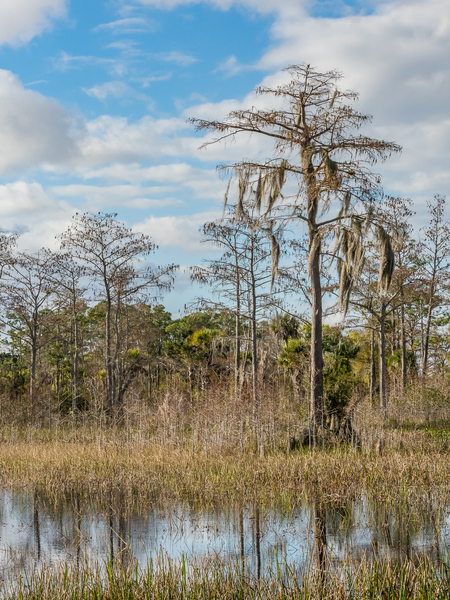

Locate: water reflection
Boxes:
[0,488,448,578]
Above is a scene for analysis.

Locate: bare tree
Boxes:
[59,212,177,418]
[49,252,88,425]
[417,195,450,376]
[0,251,57,412]
[191,64,401,440]
[191,206,286,454]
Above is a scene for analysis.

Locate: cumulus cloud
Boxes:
[0,0,66,46]
[249,0,450,195]
[1,0,449,208]
[0,181,72,250]
[81,164,226,199]
[51,183,184,209]
[0,69,261,176]
[136,211,221,253]
[0,69,81,175]
[0,181,54,217]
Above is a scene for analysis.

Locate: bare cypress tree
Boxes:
[378,197,416,389]
[49,252,88,426]
[191,205,285,454]
[417,195,450,376]
[0,251,57,413]
[59,212,177,418]
[191,64,400,441]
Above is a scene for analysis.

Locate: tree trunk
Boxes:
[235,265,241,402]
[379,302,387,414]
[422,297,434,376]
[304,129,324,445]
[30,329,37,414]
[105,291,113,418]
[148,361,152,401]
[309,226,324,443]
[250,240,261,455]
[114,296,123,419]
[370,328,376,401]
[73,301,79,426]
[400,295,407,390]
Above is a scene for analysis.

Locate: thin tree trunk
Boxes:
[30,331,37,414]
[148,361,152,401]
[422,297,434,376]
[105,291,113,418]
[370,328,376,401]
[114,296,123,418]
[309,227,324,443]
[235,264,241,400]
[420,299,424,371]
[400,289,407,389]
[73,301,79,426]
[379,302,387,414]
[250,240,261,456]
[304,124,324,444]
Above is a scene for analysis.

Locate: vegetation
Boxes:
[4,552,450,600]
[0,64,450,594]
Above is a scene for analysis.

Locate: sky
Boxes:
[0,0,449,313]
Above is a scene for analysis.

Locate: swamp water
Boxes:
[0,488,447,578]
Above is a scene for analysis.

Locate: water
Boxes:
[0,488,447,577]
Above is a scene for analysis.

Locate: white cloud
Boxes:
[136,211,221,252]
[0,0,66,46]
[0,70,81,175]
[246,0,450,196]
[93,17,157,34]
[0,69,262,176]
[81,163,227,200]
[214,55,247,76]
[82,81,153,105]
[134,0,307,17]
[0,181,73,251]
[152,51,198,66]
[83,81,132,100]
[51,183,184,209]
[1,0,449,210]
[0,181,54,217]
[131,72,172,87]
[53,52,127,76]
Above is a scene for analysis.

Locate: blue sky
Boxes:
[0,0,449,313]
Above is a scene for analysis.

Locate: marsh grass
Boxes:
[0,429,449,510]
[4,552,450,600]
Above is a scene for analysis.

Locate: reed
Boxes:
[0,432,449,509]
[4,552,450,599]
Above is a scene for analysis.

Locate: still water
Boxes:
[0,488,447,575]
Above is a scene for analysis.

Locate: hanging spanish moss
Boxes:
[270,231,280,291]
[377,224,395,292]
[236,171,249,222]
[255,172,263,213]
[222,178,231,218]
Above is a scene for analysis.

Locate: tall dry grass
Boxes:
[4,552,450,599]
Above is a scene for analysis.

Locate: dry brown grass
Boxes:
[0,425,449,509]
